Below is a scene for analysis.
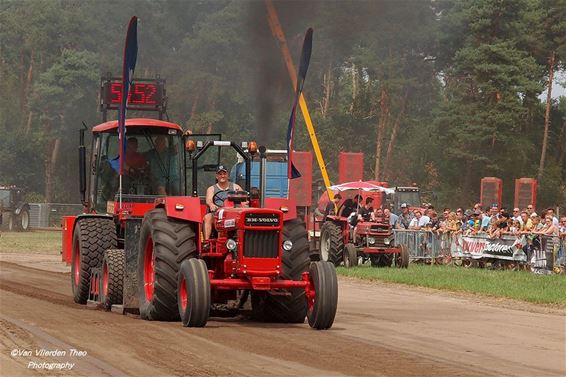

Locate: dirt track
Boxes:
[0,253,564,377]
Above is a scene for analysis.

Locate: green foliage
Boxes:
[0,0,564,209]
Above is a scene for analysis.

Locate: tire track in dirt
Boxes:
[0,314,126,377]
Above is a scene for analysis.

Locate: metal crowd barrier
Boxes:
[393,229,565,273]
[393,229,444,262]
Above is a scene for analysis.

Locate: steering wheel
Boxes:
[212,190,249,208]
[211,190,225,209]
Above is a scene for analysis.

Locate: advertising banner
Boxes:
[451,235,527,261]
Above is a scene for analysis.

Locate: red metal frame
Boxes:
[179,276,188,311]
[73,240,80,285]
[103,261,109,297]
[514,178,537,210]
[62,216,78,264]
[208,271,312,291]
[338,152,364,183]
[480,177,503,209]
[143,236,155,301]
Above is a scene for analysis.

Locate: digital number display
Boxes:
[100,78,164,110]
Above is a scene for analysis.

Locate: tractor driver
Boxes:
[203,165,244,242]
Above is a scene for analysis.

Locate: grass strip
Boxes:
[337,264,566,306]
[0,230,62,254]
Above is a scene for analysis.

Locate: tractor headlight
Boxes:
[384,238,391,245]
[367,237,376,245]
[283,240,293,251]
[226,239,237,251]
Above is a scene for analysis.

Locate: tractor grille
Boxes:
[371,224,391,233]
[244,231,279,258]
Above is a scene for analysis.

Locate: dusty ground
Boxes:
[0,253,564,377]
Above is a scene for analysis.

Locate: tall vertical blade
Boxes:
[118,16,138,207]
[286,28,313,179]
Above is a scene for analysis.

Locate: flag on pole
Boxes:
[118,16,138,174]
[286,28,312,179]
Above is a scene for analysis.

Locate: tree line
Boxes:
[0,0,565,209]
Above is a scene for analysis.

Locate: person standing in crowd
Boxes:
[396,203,414,229]
[443,212,460,234]
[409,210,430,230]
[546,208,559,226]
[537,216,559,236]
[512,207,523,225]
[559,217,566,237]
[531,215,544,231]
[440,208,450,222]
[489,205,500,219]
[383,207,398,227]
[481,209,492,231]
[372,207,385,222]
[520,211,533,231]
[526,204,537,217]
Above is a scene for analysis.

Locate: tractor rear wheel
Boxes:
[18,208,30,231]
[100,249,125,310]
[138,208,196,321]
[320,221,344,266]
[343,243,358,268]
[251,219,310,323]
[6,213,15,231]
[307,261,338,330]
[71,217,117,304]
[178,258,210,327]
[396,244,409,268]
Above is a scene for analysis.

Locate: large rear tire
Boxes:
[138,208,196,321]
[343,243,358,268]
[396,244,409,268]
[18,208,30,231]
[71,217,117,304]
[320,221,344,266]
[178,258,210,327]
[6,213,15,231]
[307,261,338,330]
[100,249,125,310]
[251,219,310,323]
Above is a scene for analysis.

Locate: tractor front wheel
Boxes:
[100,249,125,310]
[343,243,358,268]
[396,244,409,268]
[320,221,344,267]
[138,208,196,321]
[251,219,310,323]
[178,258,210,327]
[71,217,117,304]
[307,261,338,330]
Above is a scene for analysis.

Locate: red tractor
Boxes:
[319,214,409,269]
[62,119,338,329]
[315,183,409,268]
[341,219,409,268]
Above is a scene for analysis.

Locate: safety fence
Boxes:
[393,229,565,274]
[29,203,83,228]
